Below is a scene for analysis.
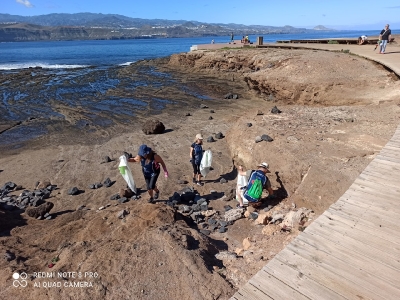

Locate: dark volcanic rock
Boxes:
[142,119,165,135]
[103,178,115,188]
[261,134,274,142]
[4,250,16,262]
[215,132,224,139]
[200,104,208,109]
[67,187,80,195]
[209,116,213,120]
[104,156,112,163]
[271,106,282,114]
[246,123,252,127]
[207,136,215,143]
[26,201,54,219]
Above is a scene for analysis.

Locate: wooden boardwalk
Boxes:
[231,125,400,299]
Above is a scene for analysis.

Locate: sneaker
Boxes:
[154,191,159,200]
[192,178,196,184]
[148,197,154,203]
[196,181,204,186]
[236,204,244,208]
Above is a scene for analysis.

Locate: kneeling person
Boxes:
[237,162,274,208]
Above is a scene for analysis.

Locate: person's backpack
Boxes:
[192,143,203,164]
[244,170,267,203]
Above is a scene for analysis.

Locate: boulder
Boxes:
[255,213,270,225]
[207,136,215,143]
[215,251,237,260]
[142,119,165,135]
[271,106,282,114]
[242,237,252,250]
[26,201,54,219]
[261,134,274,142]
[281,208,313,229]
[215,132,224,139]
[67,187,80,195]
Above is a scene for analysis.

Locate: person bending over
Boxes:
[129,144,168,203]
[236,162,274,208]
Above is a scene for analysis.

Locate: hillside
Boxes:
[0,13,333,42]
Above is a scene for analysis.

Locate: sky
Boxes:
[2,0,400,29]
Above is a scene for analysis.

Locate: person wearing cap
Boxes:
[236,162,274,208]
[190,134,204,186]
[128,144,168,203]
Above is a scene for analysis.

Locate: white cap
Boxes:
[196,134,203,140]
[258,162,270,172]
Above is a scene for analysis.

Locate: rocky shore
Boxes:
[1,47,400,299]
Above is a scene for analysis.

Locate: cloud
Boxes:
[16,0,34,8]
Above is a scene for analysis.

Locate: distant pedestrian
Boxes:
[379,24,392,54]
[358,35,367,45]
[230,32,234,42]
[190,134,204,186]
[128,145,168,203]
[211,39,215,44]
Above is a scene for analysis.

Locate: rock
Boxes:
[76,205,86,211]
[207,136,215,143]
[208,218,218,225]
[224,205,232,211]
[261,134,274,142]
[199,223,208,229]
[244,211,250,218]
[257,110,263,115]
[220,178,227,184]
[67,187,80,195]
[201,210,216,217]
[110,194,120,200]
[246,123,252,127]
[219,220,228,227]
[116,210,128,219]
[232,94,239,99]
[270,213,285,224]
[36,181,51,189]
[243,237,252,250]
[215,251,237,260]
[142,119,165,135]
[4,250,15,262]
[118,197,128,204]
[200,202,208,211]
[103,178,114,188]
[104,156,112,163]
[263,205,273,212]
[210,110,215,113]
[247,206,256,213]
[209,116,213,120]
[200,104,208,109]
[185,112,191,116]
[200,230,211,235]
[255,213,270,225]
[209,224,218,231]
[267,63,275,68]
[181,205,191,213]
[249,212,259,220]
[235,248,244,256]
[177,180,187,184]
[196,198,207,205]
[271,106,282,114]
[255,136,262,143]
[224,208,244,222]
[119,188,134,198]
[215,132,224,139]
[46,216,52,220]
[89,184,95,189]
[281,208,313,229]
[191,204,201,212]
[26,201,54,219]
[218,226,227,233]
[224,93,233,99]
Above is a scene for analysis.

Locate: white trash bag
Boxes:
[200,150,212,177]
[118,155,136,193]
[236,173,249,206]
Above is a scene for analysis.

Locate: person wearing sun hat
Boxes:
[190,133,204,186]
[236,162,274,208]
[128,144,168,203]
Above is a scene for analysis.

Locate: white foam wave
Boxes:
[0,63,90,70]
[118,61,135,66]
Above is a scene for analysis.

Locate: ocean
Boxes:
[0,29,398,146]
[1,30,399,70]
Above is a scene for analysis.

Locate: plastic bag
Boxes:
[118,155,136,193]
[200,150,212,177]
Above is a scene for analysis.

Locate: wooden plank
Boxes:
[233,282,273,300]
[358,172,400,188]
[274,245,387,299]
[262,259,345,299]
[363,168,400,181]
[294,231,400,288]
[249,271,310,300]
[351,179,400,197]
[368,159,400,171]
[375,155,400,165]
[323,208,400,244]
[284,238,400,298]
[377,151,400,160]
[311,218,400,260]
[347,184,400,204]
[333,196,400,224]
[305,220,400,271]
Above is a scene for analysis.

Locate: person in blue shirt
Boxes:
[129,145,168,203]
[190,134,204,186]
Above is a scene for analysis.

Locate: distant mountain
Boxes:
[0,13,336,42]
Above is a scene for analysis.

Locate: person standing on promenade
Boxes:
[379,24,392,54]
[230,32,234,42]
[190,134,204,186]
[128,144,168,203]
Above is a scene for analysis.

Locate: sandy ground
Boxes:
[1,47,400,299]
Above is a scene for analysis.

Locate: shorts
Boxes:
[144,172,160,190]
[192,162,201,175]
